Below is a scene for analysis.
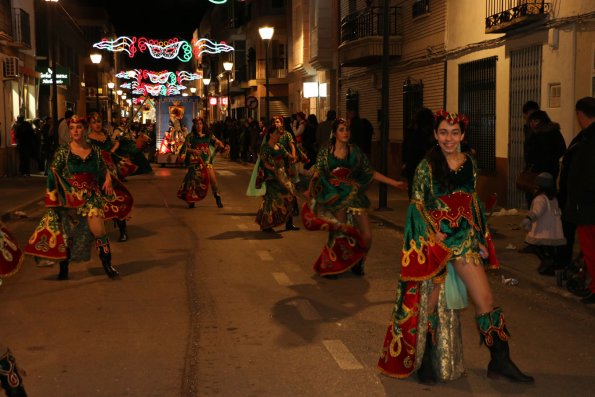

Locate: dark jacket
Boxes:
[524,122,566,179]
[563,121,595,225]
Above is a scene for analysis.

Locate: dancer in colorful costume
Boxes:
[302,118,404,278]
[0,223,28,396]
[87,112,134,241]
[112,118,153,176]
[254,124,301,232]
[177,117,225,208]
[378,111,534,384]
[25,115,133,280]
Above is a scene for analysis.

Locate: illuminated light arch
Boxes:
[93,36,137,57]
[209,0,227,4]
[93,36,193,62]
[193,38,234,58]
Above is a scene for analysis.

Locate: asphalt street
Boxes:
[1,158,594,396]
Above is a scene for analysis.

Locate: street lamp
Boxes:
[223,61,233,118]
[107,81,115,125]
[203,77,211,121]
[90,52,102,114]
[45,0,59,148]
[259,26,274,124]
[190,87,197,96]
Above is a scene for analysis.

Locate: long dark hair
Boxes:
[426,112,468,191]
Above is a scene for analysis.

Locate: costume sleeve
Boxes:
[469,158,499,268]
[400,160,451,281]
[178,135,191,164]
[45,147,67,207]
[352,145,374,188]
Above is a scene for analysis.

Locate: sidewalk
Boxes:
[364,182,590,308]
[0,173,46,222]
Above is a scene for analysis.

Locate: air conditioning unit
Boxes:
[3,57,19,78]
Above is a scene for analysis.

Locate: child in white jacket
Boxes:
[520,172,566,275]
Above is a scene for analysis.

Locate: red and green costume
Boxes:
[255,143,296,229]
[378,155,498,381]
[302,144,374,276]
[24,145,133,261]
[176,132,215,204]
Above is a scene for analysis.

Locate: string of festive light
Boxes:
[193,38,234,58]
[209,0,227,4]
[93,36,194,62]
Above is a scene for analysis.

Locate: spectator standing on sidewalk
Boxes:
[520,172,566,276]
[563,96,595,304]
[401,107,436,199]
[57,110,73,146]
[14,116,35,176]
[316,110,336,151]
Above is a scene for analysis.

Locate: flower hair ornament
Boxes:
[87,112,102,123]
[68,114,87,126]
[434,110,469,129]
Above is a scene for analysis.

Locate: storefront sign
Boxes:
[38,66,70,85]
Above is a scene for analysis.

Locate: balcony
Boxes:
[244,59,287,88]
[339,6,402,67]
[485,0,550,34]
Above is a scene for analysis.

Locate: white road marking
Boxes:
[322,340,363,370]
[272,272,292,286]
[237,223,248,230]
[257,250,274,261]
[288,299,322,321]
[216,170,236,176]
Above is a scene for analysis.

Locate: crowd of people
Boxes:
[2,96,595,394]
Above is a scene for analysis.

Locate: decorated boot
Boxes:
[0,349,27,397]
[476,308,534,383]
[96,236,119,279]
[417,314,437,385]
[116,219,128,242]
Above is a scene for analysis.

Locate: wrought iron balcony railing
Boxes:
[485,0,550,34]
[340,6,402,45]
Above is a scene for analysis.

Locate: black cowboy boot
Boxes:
[285,216,300,231]
[96,236,119,279]
[351,259,365,276]
[116,219,128,242]
[0,349,28,397]
[213,191,223,208]
[417,314,437,385]
[57,248,70,280]
[476,308,534,383]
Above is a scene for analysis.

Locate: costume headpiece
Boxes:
[68,115,86,126]
[434,110,468,129]
[87,112,101,123]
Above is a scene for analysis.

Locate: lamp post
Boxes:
[90,52,102,114]
[203,77,211,121]
[259,26,274,124]
[121,94,127,117]
[45,0,59,148]
[107,81,115,125]
[223,61,233,118]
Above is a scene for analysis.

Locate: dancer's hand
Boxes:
[434,231,446,242]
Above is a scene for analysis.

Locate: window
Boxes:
[459,56,497,172]
[412,0,430,18]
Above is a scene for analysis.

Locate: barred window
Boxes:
[458,56,497,172]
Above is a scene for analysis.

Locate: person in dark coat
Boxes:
[401,107,436,199]
[524,110,566,181]
[563,97,595,304]
[14,116,35,176]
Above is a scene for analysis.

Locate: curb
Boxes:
[0,196,44,223]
